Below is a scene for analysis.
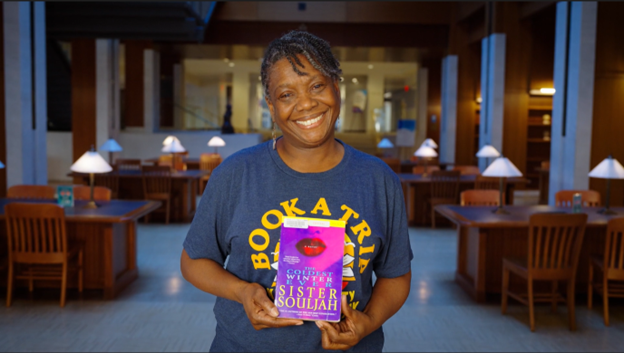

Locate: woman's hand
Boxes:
[237,282,304,330]
[315,295,374,350]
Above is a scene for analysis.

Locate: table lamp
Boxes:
[476,144,500,168]
[588,155,624,215]
[162,135,180,146]
[421,138,438,149]
[482,156,523,214]
[99,138,123,165]
[70,147,113,208]
[414,145,438,177]
[207,136,226,154]
[162,138,186,170]
[377,138,394,158]
[0,160,4,169]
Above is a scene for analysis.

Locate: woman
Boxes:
[181,31,412,352]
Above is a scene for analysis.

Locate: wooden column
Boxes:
[590,2,624,206]
[71,39,96,183]
[123,41,152,128]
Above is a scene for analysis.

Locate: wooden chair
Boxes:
[5,203,83,307]
[158,154,187,171]
[555,190,601,207]
[115,159,142,171]
[381,157,400,174]
[7,185,56,199]
[94,174,119,199]
[142,166,172,224]
[199,153,222,194]
[475,175,503,190]
[460,190,500,206]
[429,170,461,228]
[412,165,440,174]
[452,165,481,175]
[501,213,588,331]
[588,217,624,326]
[73,186,112,201]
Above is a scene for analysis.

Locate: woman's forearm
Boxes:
[362,271,412,336]
[180,249,248,304]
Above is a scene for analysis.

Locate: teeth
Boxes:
[296,113,323,126]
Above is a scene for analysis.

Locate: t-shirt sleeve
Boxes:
[372,177,413,278]
[183,167,232,266]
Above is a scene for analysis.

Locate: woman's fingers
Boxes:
[316,320,352,351]
[253,289,279,318]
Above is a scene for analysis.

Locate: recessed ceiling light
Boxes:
[352,78,358,84]
[368,64,374,69]
[229,62,235,67]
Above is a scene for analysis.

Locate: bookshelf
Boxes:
[526,95,552,188]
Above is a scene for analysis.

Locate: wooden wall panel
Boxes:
[123,41,152,128]
[71,39,96,168]
[0,4,6,197]
[590,2,624,206]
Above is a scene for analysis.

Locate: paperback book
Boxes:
[275,216,345,322]
[56,185,74,207]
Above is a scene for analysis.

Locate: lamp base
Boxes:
[598,208,617,215]
[84,200,99,209]
[493,207,510,215]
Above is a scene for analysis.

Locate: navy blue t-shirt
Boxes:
[183,138,413,352]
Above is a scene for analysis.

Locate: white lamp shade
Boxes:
[208,136,226,147]
[414,145,438,158]
[482,157,523,177]
[70,151,112,174]
[162,139,186,153]
[421,138,438,149]
[99,138,123,152]
[588,156,624,179]
[476,145,500,158]
[0,160,4,169]
[163,135,180,146]
[377,138,394,149]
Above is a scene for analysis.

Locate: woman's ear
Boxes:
[265,95,275,117]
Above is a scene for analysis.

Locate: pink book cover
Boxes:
[275,216,345,322]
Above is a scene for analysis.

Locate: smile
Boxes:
[295,238,327,257]
[295,112,325,127]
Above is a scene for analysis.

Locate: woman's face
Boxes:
[265,55,340,149]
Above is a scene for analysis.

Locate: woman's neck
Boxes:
[276,137,345,173]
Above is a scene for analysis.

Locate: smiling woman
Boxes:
[180,31,413,352]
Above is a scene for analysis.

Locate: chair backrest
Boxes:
[430,170,461,200]
[7,185,56,200]
[474,175,503,190]
[452,165,481,175]
[460,189,500,206]
[73,186,112,201]
[142,166,172,196]
[412,165,440,174]
[5,203,67,264]
[158,154,187,171]
[555,190,601,207]
[115,159,142,171]
[94,174,119,198]
[603,217,624,280]
[380,157,400,173]
[527,213,587,278]
[200,153,222,172]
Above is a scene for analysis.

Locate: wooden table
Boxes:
[144,157,200,170]
[434,204,619,302]
[536,167,550,205]
[399,174,527,226]
[399,161,454,173]
[70,170,208,222]
[0,198,161,299]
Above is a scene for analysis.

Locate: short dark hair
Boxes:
[261,30,342,99]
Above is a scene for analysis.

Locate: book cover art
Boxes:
[56,185,74,207]
[275,216,345,322]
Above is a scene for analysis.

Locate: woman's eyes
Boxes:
[278,83,324,100]
[279,93,292,100]
[312,83,324,90]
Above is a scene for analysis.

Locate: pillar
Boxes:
[96,39,120,163]
[548,2,597,204]
[478,34,506,171]
[144,49,160,132]
[366,71,384,134]
[173,63,183,129]
[232,70,249,132]
[416,67,428,148]
[3,2,47,187]
[439,55,457,164]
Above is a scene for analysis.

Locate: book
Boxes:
[275,216,346,322]
[56,185,74,207]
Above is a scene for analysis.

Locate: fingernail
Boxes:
[296,321,304,326]
[270,308,279,317]
[315,321,321,328]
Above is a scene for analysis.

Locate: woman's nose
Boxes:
[296,93,318,111]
